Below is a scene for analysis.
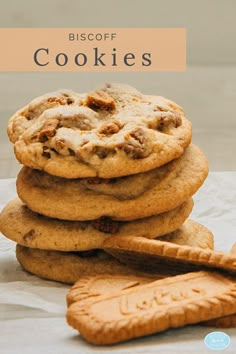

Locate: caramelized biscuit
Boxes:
[67,271,236,344]
[0,198,193,251]
[8,84,192,178]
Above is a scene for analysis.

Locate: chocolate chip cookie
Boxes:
[8,83,192,178]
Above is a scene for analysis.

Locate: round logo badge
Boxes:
[204,331,230,350]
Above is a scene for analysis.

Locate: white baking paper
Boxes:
[0,173,236,353]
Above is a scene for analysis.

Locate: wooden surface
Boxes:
[0,65,236,178]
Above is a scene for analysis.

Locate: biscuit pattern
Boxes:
[67,267,236,329]
[104,236,236,274]
[14,217,214,284]
[8,84,192,178]
[159,219,214,249]
[202,241,236,328]
[16,145,208,220]
[67,274,157,306]
[67,271,236,344]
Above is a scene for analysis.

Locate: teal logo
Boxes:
[204,331,230,350]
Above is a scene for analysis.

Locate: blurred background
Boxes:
[0,0,236,178]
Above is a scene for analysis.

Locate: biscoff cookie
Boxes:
[0,198,193,251]
[16,144,208,221]
[67,272,236,329]
[8,83,192,178]
[15,245,158,284]
[67,274,157,307]
[66,271,236,345]
[67,245,234,330]
[230,243,236,254]
[104,235,236,275]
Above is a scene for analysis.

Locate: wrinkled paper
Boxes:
[0,173,236,353]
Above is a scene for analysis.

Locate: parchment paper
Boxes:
[0,173,236,353]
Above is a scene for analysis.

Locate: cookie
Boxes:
[66,219,214,301]
[15,245,158,284]
[0,198,193,251]
[202,242,236,328]
[8,83,192,178]
[67,273,236,329]
[66,271,236,344]
[201,314,236,328]
[104,234,236,275]
[230,243,236,254]
[15,220,213,284]
[67,274,156,306]
[159,219,214,249]
[16,144,208,220]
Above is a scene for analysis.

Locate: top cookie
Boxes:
[8,83,192,178]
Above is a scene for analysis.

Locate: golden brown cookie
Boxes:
[66,271,236,344]
[0,198,193,251]
[67,274,156,306]
[159,219,214,249]
[202,242,236,328]
[15,245,158,284]
[103,233,236,275]
[15,220,213,285]
[68,228,214,305]
[16,144,208,221]
[67,272,236,329]
[201,314,236,328]
[8,84,192,178]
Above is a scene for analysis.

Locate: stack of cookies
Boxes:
[0,83,210,284]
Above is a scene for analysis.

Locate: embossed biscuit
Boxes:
[67,274,158,307]
[66,271,236,344]
[66,223,213,304]
[0,198,193,251]
[67,273,236,329]
[103,234,236,275]
[202,242,236,328]
[16,144,208,221]
[15,245,157,284]
[8,83,192,178]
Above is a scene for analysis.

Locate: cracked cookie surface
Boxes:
[8,83,192,178]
